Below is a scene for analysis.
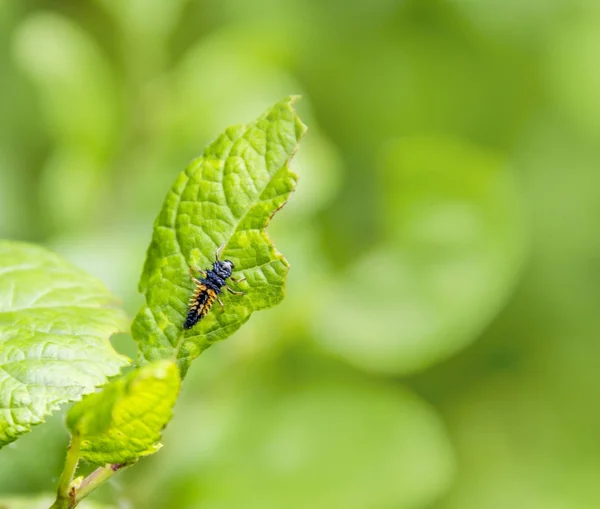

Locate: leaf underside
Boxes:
[0,241,129,449]
[132,96,307,376]
[67,360,180,465]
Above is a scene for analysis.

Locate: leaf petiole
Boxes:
[75,463,132,505]
[50,436,81,509]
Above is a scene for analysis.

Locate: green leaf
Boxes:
[132,97,307,375]
[0,241,129,449]
[66,360,180,465]
[0,495,114,509]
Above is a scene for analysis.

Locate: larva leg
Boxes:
[215,244,225,261]
[189,266,207,281]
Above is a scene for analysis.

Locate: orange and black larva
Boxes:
[184,246,245,329]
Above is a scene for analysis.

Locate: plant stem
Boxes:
[50,436,81,509]
[75,463,131,505]
[49,443,131,509]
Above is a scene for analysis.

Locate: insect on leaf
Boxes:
[0,241,129,449]
[132,96,307,376]
[66,360,180,465]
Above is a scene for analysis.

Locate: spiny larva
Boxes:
[184,245,245,329]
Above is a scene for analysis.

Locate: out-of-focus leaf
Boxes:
[0,495,114,509]
[315,137,527,375]
[13,13,118,155]
[39,148,113,233]
[0,413,68,491]
[436,122,600,509]
[448,0,566,41]
[0,241,129,448]
[545,12,600,139]
[168,26,301,150]
[0,149,31,238]
[67,361,180,465]
[98,0,184,41]
[132,97,307,376]
[517,120,600,320]
[142,373,454,509]
[13,13,119,234]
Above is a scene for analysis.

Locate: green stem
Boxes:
[50,436,81,509]
[75,463,131,505]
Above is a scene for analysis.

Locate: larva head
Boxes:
[213,259,234,278]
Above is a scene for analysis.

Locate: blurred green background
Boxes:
[1,0,600,508]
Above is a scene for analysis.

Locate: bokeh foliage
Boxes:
[1,1,599,508]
